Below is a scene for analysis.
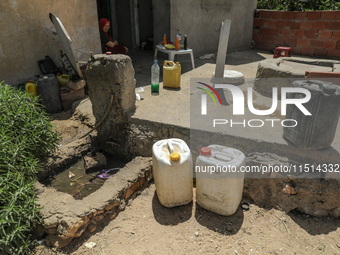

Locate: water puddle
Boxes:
[46,157,128,200]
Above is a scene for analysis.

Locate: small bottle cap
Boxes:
[106,52,112,55]
[200,147,211,156]
[170,152,180,162]
[176,62,179,65]
[154,59,158,63]
[57,73,61,76]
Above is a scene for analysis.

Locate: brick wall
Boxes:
[253,10,340,58]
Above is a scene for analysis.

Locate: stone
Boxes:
[44,216,58,229]
[67,79,86,90]
[84,152,107,173]
[125,182,140,200]
[57,216,89,237]
[45,234,73,249]
[94,214,104,223]
[105,201,120,211]
[282,184,297,195]
[67,200,92,217]
[109,211,117,220]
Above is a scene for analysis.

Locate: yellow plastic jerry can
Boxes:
[57,73,70,87]
[25,80,38,97]
[163,61,181,88]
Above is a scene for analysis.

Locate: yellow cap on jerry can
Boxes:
[170,152,180,162]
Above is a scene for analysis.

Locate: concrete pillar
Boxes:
[86,54,136,155]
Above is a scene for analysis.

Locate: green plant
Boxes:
[0,82,60,254]
[257,0,340,11]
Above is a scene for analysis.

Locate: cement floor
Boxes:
[128,48,340,165]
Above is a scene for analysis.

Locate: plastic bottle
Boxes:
[184,35,187,50]
[175,38,179,51]
[151,59,160,93]
[25,80,38,97]
[176,30,181,46]
[163,34,167,46]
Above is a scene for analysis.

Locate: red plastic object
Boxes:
[273,46,292,58]
[200,147,211,156]
[106,52,112,55]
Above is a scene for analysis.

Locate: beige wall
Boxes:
[170,0,257,57]
[0,0,101,86]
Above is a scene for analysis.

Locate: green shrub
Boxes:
[0,82,60,254]
[257,0,340,11]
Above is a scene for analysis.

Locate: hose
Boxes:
[79,94,114,139]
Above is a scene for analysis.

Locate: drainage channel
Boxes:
[42,156,128,200]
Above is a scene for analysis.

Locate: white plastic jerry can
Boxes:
[152,138,193,207]
[195,145,246,216]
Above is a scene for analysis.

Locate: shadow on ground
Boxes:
[288,210,340,235]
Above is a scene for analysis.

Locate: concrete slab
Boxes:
[132,49,340,163]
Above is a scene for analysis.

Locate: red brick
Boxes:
[333,31,340,40]
[312,21,328,30]
[335,12,340,20]
[318,30,333,40]
[307,11,321,20]
[254,18,265,27]
[320,11,336,20]
[337,41,340,50]
[301,47,314,56]
[327,49,340,58]
[265,19,277,28]
[300,21,313,29]
[253,29,259,35]
[274,37,285,45]
[271,11,283,19]
[285,38,297,47]
[305,30,318,39]
[280,29,292,38]
[297,39,309,47]
[259,10,272,19]
[291,47,302,55]
[289,21,300,29]
[263,35,274,43]
[282,11,295,20]
[260,28,280,36]
[294,11,307,20]
[253,34,263,42]
[310,39,323,48]
[276,20,289,29]
[323,40,337,49]
[292,30,305,38]
[314,48,328,56]
[327,21,340,30]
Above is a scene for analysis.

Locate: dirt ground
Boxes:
[34,112,340,255]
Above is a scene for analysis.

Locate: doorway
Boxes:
[96,0,155,50]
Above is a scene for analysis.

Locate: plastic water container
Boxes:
[25,81,38,97]
[37,74,62,114]
[195,145,246,216]
[152,138,193,207]
[57,73,70,87]
[163,61,181,88]
[283,80,340,149]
